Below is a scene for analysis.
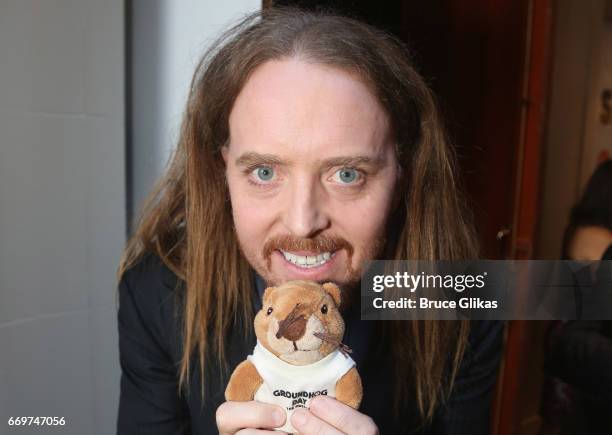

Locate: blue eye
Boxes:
[254,166,274,181]
[335,168,359,184]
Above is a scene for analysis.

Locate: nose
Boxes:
[276,305,307,342]
[281,176,330,238]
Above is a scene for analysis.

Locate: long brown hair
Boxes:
[118,7,478,422]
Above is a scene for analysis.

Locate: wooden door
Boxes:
[399,2,555,431]
[401,2,555,434]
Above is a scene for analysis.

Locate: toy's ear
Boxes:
[262,286,276,305]
[322,282,341,307]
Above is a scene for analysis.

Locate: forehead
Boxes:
[228,58,393,158]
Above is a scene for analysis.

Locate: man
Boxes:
[117,8,503,434]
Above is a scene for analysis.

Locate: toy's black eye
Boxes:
[320,304,328,314]
[266,307,273,315]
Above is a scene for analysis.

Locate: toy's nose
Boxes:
[276,306,307,342]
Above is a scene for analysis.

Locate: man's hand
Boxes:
[216,401,288,435]
[291,396,378,435]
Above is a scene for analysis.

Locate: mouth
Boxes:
[289,341,318,353]
[291,341,313,352]
[278,249,336,269]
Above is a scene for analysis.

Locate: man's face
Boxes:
[223,59,399,287]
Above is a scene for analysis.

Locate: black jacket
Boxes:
[542,244,612,434]
[116,254,504,434]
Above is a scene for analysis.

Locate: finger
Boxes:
[216,401,286,434]
[308,396,377,434]
[291,409,344,435]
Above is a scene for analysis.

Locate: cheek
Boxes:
[226,172,276,246]
[331,183,395,244]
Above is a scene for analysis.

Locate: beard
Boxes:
[238,232,387,295]
[262,234,356,279]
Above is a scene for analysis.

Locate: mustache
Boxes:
[263,234,354,269]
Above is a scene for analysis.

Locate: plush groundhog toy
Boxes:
[225,280,362,433]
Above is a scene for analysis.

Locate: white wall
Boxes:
[579,16,612,185]
[0,2,262,433]
[130,0,261,221]
[0,1,125,434]
[536,0,609,258]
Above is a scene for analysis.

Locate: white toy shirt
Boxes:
[247,341,356,433]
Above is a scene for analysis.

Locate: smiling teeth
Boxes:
[280,250,332,268]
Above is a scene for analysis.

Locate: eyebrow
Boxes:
[235,152,386,169]
[235,152,288,167]
[319,156,386,170]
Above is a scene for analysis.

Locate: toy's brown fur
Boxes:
[335,367,362,409]
[225,360,263,401]
[225,280,362,409]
